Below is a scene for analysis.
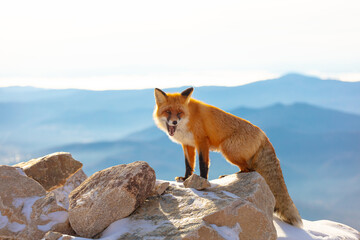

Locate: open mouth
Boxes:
[166,123,177,136]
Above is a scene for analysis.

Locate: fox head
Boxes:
[153,87,194,136]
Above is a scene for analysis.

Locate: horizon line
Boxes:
[1,72,359,91]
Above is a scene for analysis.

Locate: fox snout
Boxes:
[166,117,180,136]
[168,120,178,126]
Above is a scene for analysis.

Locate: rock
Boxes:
[99,172,277,240]
[0,165,72,240]
[150,180,170,196]
[183,174,211,190]
[14,152,83,191]
[51,169,87,209]
[68,161,156,238]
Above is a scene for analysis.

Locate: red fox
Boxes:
[153,87,303,227]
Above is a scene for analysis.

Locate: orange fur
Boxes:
[153,87,303,227]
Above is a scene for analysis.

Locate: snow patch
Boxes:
[168,180,184,187]
[7,221,26,232]
[12,196,43,221]
[52,182,76,209]
[15,167,27,176]
[162,193,178,200]
[210,223,242,240]
[192,198,207,208]
[0,211,26,233]
[37,211,68,232]
[58,235,89,240]
[210,175,242,187]
[100,218,165,239]
[222,190,240,198]
[0,212,9,229]
[190,188,221,200]
[76,189,98,207]
[274,217,360,240]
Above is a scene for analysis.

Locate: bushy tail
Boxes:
[253,140,303,227]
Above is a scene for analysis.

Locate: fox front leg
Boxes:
[175,145,196,182]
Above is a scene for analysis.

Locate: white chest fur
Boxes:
[169,119,195,147]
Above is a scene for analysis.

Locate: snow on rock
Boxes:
[274,217,360,240]
[100,218,164,239]
[210,223,242,240]
[37,210,69,232]
[68,161,156,238]
[12,196,43,221]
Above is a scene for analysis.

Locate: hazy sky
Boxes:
[0,0,359,90]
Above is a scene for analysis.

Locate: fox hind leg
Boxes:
[197,141,210,179]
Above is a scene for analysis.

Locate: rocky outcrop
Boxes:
[100,172,277,240]
[4,154,359,240]
[68,161,156,238]
[183,174,211,190]
[14,152,83,191]
[0,165,72,240]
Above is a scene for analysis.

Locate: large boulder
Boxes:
[68,161,156,238]
[0,165,72,240]
[100,172,277,240]
[14,152,83,191]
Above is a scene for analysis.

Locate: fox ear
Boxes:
[181,87,193,103]
[154,88,167,105]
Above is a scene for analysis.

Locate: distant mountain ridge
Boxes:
[1,73,360,112]
[1,73,359,149]
[231,102,360,133]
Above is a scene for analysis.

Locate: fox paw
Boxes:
[218,174,228,179]
[175,176,186,182]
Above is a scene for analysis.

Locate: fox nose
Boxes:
[172,121,178,125]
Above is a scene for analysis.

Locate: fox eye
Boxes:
[177,112,183,118]
[165,110,171,115]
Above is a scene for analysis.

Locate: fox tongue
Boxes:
[168,126,176,136]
